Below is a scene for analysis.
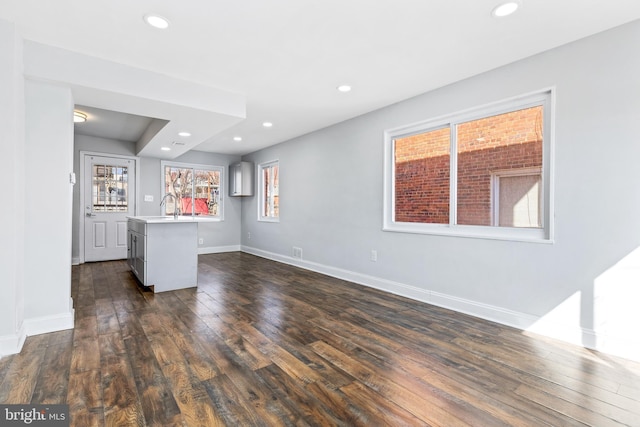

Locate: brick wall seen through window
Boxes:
[394,106,543,228]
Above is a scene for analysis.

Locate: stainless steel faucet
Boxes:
[160,193,180,219]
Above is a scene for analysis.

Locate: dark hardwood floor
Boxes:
[1,252,639,426]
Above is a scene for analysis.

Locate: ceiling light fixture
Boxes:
[492,1,520,17]
[73,111,87,123]
[337,85,352,93]
[262,122,273,128]
[144,14,170,29]
[233,136,242,142]
[178,131,191,137]
[161,147,171,151]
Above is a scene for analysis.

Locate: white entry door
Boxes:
[84,155,136,262]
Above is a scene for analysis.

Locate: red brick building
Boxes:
[395,106,543,227]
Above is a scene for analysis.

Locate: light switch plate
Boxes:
[144,195,154,202]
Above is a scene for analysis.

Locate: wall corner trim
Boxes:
[0,324,27,358]
[23,310,75,338]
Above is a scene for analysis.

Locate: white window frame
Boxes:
[160,161,224,221]
[383,88,555,243]
[258,159,279,222]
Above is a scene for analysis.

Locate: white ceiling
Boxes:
[74,105,154,143]
[3,0,640,156]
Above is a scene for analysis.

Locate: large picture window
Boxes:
[258,160,279,222]
[384,90,554,242]
[161,161,223,219]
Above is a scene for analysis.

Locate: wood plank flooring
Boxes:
[1,252,640,426]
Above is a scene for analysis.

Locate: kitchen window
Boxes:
[258,160,279,222]
[383,89,554,242]
[161,161,223,219]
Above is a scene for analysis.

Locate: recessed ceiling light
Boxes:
[233,136,242,142]
[492,1,520,17]
[73,111,87,123]
[178,131,191,137]
[144,14,170,29]
[262,122,273,128]
[161,147,171,151]
[337,85,352,93]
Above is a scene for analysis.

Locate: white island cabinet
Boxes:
[127,216,199,292]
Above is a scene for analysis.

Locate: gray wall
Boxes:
[240,20,640,360]
[72,135,242,261]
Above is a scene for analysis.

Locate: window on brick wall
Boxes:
[384,90,554,242]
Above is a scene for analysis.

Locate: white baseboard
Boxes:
[0,323,26,358]
[1,310,75,357]
[241,245,538,327]
[591,333,640,362]
[198,245,241,255]
[241,245,639,362]
[24,309,75,337]
[71,257,81,266]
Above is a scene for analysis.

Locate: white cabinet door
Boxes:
[229,161,254,196]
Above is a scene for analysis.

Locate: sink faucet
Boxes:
[160,193,180,219]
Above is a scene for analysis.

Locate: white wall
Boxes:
[23,80,75,335]
[241,20,640,361]
[0,20,26,356]
[24,41,245,160]
[0,24,73,356]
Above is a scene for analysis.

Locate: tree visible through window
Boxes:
[162,163,222,218]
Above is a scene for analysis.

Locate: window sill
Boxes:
[383,222,553,244]
[190,216,223,222]
[258,217,280,223]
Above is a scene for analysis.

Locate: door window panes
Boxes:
[92,165,128,212]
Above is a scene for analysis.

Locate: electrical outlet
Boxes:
[198,238,204,245]
[247,231,251,240]
[293,247,303,259]
[370,250,378,262]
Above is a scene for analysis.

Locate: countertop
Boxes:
[127,216,220,224]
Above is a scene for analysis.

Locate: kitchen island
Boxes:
[127,216,215,292]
